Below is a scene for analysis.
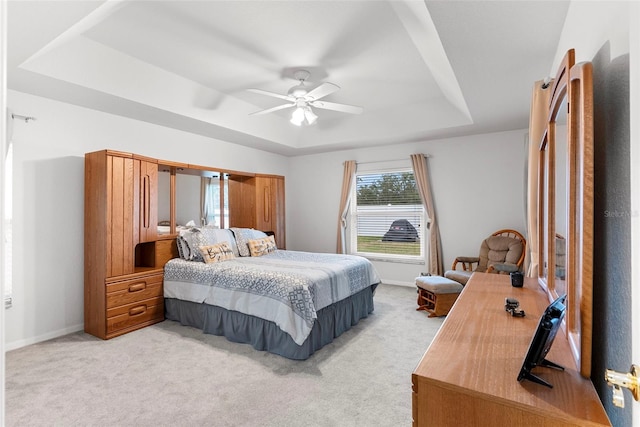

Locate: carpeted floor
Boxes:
[5,284,444,426]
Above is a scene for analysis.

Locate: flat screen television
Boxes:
[517,294,567,388]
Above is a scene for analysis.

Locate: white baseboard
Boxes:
[381,280,415,288]
[6,323,84,351]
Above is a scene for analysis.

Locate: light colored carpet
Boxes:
[6,284,444,426]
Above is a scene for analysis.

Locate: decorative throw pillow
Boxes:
[248,236,277,257]
[180,228,208,262]
[231,228,268,257]
[176,235,187,260]
[199,242,236,264]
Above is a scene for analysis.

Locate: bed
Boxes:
[163,227,380,360]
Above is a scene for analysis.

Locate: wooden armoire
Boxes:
[84,150,286,339]
[84,150,171,339]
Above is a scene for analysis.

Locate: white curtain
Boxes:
[410,154,443,276]
[200,177,213,226]
[525,80,552,277]
[336,160,356,254]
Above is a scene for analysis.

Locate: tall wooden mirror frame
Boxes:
[537,49,594,378]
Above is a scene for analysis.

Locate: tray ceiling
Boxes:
[7,1,570,156]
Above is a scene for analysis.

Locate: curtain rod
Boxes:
[11,113,37,123]
[355,154,430,165]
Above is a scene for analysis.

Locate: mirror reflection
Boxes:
[158,168,230,235]
[554,96,568,297]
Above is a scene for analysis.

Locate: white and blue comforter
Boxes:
[164,250,380,345]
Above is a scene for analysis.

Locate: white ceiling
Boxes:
[7,1,570,156]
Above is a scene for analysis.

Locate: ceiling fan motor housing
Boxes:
[288,69,311,98]
[288,84,308,98]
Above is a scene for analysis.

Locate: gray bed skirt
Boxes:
[164,284,377,360]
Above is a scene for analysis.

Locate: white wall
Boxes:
[287,129,528,285]
[5,90,289,350]
[552,1,630,71]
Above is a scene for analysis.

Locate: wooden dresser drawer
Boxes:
[106,272,163,308]
[106,296,164,335]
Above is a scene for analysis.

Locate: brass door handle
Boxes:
[605,364,639,408]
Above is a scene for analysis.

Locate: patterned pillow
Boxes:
[180,228,208,262]
[248,236,277,257]
[199,242,236,264]
[176,236,187,260]
[231,228,268,257]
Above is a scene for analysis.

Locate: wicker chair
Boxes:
[444,229,526,286]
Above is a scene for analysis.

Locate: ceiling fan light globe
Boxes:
[291,107,305,126]
[304,107,318,125]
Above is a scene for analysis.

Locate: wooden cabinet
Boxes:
[229,174,286,248]
[411,273,610,426]
[84,150,165,339]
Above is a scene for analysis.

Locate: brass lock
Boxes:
[604,364,639,408]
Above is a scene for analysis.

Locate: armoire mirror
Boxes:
[157,162,243,235]
[538,49,594,377]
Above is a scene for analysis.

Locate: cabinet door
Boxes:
[137,160,158,243]
[256,176,286,249]
[255,177,273,232]
[228,175,256,229]
[106,155,136,277]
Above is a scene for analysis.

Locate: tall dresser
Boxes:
[84,150,169,339]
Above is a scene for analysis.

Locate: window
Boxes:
[4,143,12,308]
[349,168,425,261]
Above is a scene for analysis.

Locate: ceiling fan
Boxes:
[248,70,363,126]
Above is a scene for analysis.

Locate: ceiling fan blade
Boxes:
[247,88,294,102]
[249,103,295,116]
[310,100,363,115]
[305,82,340,101]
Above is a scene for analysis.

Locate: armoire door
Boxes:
[136,159,157,243]
[106,154,136,277]
[255,176,285,249]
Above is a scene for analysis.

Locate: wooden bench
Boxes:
[415,276,463,317]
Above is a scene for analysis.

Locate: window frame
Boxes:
[348,167,426,263]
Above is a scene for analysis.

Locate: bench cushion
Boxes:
[416,276,464,294]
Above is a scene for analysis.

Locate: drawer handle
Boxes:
[129,305,147,316]
[128,282,146,292]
